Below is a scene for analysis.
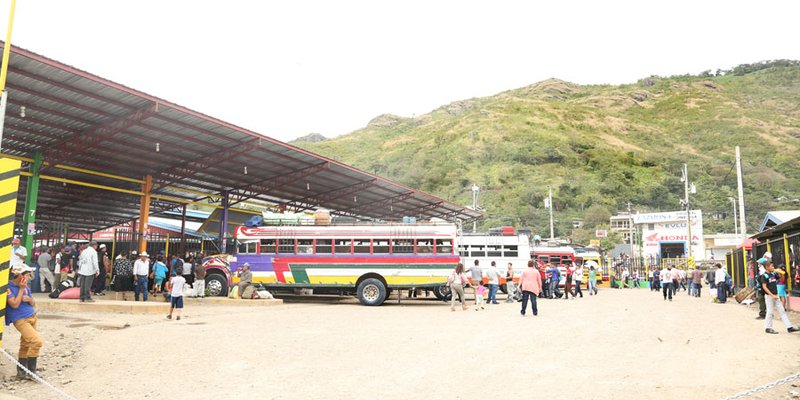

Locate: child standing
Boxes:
[475,284,486,311]
[167,267,186,321]
[777,264,788,309]
[152,256,168,294]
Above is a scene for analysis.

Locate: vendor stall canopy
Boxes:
[0,43,483,233]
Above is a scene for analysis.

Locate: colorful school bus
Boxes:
[202,222,460,306]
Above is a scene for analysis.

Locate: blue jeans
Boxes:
[521,291,538,315]
[488,284,499,303]
[135,276,148,301]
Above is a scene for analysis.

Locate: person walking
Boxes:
[691,267,704,297]
[505,262,516,303]
[714,263,727,304]
[518,260,543,317]
[447,263,469,311]
[661,265,674,301]
[564,262,574,300]
[573,263,584,298]
[466,260,483,306]
[588,265,598,295]
[760,262,800,334]
[133,251,150,302]
[486,261,501,304]
[652,267,661,293]
[77,242,100,303]
[548,263,561,299]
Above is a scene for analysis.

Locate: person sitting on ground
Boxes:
[6,264,42,380]
[237,263,253,298]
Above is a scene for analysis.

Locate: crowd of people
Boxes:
[447,258,601,316]
[3,238,211,379]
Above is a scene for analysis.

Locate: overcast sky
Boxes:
[1,1,798,142]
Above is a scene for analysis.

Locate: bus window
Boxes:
[459,247,468,257]
[436,239,453,254]
[504,245,518,257]
[297,239,313,254]
[373,239,390,254]
[335,239,352,254]
[238,241,257,254]
[392,239,414,254]
[470,245,486,258]
[260,239,276,254]
[354,239,371,254]
[550,256,561,265]
[278,239,295,254]
[316,239,332,254]
[537,256,548,264]
[417,239,433,254]
[487,244,502,258]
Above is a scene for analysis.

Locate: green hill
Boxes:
[292,61,800,242]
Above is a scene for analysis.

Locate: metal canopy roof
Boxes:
[0,43,482,233]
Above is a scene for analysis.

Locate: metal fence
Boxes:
[726,232,800,295]
[109,229,220,259]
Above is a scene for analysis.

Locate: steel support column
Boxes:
[180,204,187,256]
[21,150,42,261]
[220,191,229,254]
[137,175,152,253]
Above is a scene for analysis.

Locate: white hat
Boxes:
[99,244,106,249]
[11,264,34,275]
[139,251,149,257]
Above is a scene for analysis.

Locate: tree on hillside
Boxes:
[583,205,612,229]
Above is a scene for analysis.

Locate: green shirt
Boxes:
[588,269,597,281]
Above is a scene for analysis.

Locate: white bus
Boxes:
[456,232,532,288]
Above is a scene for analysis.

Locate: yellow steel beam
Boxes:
[3,153,144,184]
[21,171,143,195]
[0,0,17,92]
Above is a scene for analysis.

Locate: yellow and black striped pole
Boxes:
[0,157,21,347]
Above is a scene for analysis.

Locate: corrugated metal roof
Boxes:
[1,43,482,233]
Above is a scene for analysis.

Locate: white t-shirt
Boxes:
[486,266,501,285]
[660,268,673,282]
[10,245,27,266]
[715,268,727,284]
[170,275,186,297]
[573,267,584,281]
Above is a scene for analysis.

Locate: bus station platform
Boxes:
[31,293,283,315]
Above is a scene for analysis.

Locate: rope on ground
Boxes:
[0,348,77,400]
[720,371,800,400]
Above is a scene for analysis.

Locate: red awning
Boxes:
[738,237,759,250]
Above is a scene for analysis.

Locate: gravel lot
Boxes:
[2,288,800,400]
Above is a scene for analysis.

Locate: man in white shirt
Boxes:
[10,237,27,267]
[77,242,99,302]
[486,261,501,304]
[573,264,584,298]
[133,251,151,302]
[714,263,728,303]
[660,265,674,301]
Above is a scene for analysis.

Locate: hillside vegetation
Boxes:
[293,62,800,241]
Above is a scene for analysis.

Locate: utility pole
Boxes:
[548,186,554,240]
[682,163,694,261]
[729,197,738,236]
[471,183,479,232]
[627,202,635,261]
[735,146,747,240]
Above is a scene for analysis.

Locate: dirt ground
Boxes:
[2,288,800,400]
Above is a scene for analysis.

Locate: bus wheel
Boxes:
[433,285,450,301]
[205,274,228,297]
[357,278,387,306]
